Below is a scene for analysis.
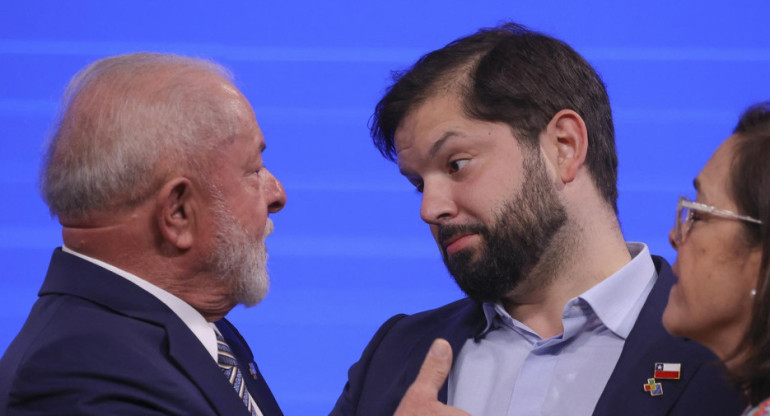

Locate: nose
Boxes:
[263,168,286,213]
[420,180,457,225]
[668,226,678,251]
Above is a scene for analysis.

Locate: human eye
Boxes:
[688,201,709,223]
[448,158,469,174]
[249,162,265,181]
[690,210,704,222]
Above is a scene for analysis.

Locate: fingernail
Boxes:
[430,339,449,358]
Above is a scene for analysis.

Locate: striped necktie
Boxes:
[216,331,258,416]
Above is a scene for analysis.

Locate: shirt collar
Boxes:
[61,245,219,361]
[479,242,657,340]
[578,242,657,338]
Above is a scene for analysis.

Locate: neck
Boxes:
[61,208,236,322]
[503,207,631,339]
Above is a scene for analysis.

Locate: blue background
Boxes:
[1,1,769,414]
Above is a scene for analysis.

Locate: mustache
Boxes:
[437,222,486,247]
[263,218,275,238]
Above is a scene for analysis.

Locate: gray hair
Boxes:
[40,52,240,220]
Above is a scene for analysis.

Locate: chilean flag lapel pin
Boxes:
[654,362,681,380]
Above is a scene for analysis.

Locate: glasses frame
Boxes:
[674,196,763,245]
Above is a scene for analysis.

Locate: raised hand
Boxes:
[394,339,471,416]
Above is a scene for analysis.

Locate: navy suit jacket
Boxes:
[331,256,745,415]
[0,248,283,416]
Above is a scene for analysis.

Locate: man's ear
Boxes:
[541,109,588,184]
[156,177,196,250]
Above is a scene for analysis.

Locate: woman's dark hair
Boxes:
[726,101,770,405]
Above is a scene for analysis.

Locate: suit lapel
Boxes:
[593,256,709,415]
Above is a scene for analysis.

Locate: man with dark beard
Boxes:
[0,53,286,415]
[331,23,743,416]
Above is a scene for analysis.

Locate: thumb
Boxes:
[412,338,453,396]
[395,339,469,416]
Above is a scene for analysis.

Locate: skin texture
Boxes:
[60,71,286,322]
[663,134,761,364]
[394,339,470,416]
[396,93,567,304]
[197,83,286,308]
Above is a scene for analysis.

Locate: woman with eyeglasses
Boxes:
[663,101,770,415]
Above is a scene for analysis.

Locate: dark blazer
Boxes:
[0,248,283,416]
[331,256,744,415]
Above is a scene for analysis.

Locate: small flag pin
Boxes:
[654,362,681,380]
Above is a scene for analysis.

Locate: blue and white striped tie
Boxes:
[216,331,258,416]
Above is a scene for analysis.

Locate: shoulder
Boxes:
[25,293,166,353]
[383,297,481,332]
[3,293,169,381]
[355,298,480,358]
[330,298,482,416]
[1,294,211,414]
[595,253,744,414]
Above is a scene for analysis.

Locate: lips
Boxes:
[441,232,476,255]
[437,223,484,256]
[441,233,467,249]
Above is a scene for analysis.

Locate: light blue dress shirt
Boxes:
[448,243,657,415]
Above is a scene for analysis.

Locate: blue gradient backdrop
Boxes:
[2,1,769,414]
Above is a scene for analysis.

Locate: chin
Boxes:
[233,269,269,307]
[662,309,724,359]
[661,305,688,338]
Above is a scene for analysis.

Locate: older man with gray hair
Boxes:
[0,53,286,415]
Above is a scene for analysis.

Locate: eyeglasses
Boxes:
[674,196,762,245]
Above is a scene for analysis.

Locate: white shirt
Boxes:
[448,242,658,415]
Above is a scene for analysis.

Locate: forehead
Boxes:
[394,94,470,153]
[697,134,738,201]
[220,90,265,157]
[226,86,263,137]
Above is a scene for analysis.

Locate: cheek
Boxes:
[662,281,691,336]
[252,211,269,237]
[663,251,702,335]
[664,247,752,339]
[234,197,269,235]
[455,183,503,225]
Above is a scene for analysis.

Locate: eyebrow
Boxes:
[429,132,460,158]
[693,177,710,200]
[398,131,461,176]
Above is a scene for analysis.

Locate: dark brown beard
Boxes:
[440,151,567,303]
